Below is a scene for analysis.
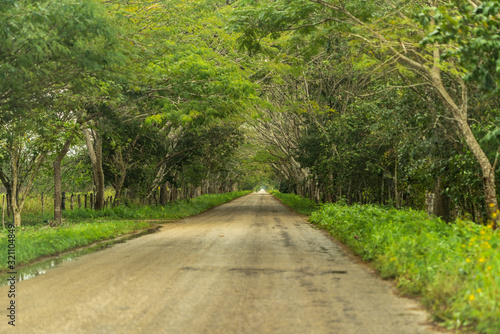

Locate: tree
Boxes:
[0,0,122,225]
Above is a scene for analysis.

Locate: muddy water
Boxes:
[0,226,161,286]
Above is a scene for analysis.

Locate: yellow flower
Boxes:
[469,294,475,301]
[461,244,466,248]
[492,212,497,218]
[487,266,492,270]
[489,203,495,208]
[480,230,486,235]
[479,257,486,263]
[466,258,471,263]
[477,288,482,293]
[390,257,396,261]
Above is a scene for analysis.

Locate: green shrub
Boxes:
[17,191,251,225]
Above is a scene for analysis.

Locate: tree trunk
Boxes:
[430,53,498,229]
[433,176,451,222]
[10,148,21,226]
[447,101,497,228]
[83,128,105,210]
[53,138,73,225]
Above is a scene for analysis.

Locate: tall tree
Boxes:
[0,0,121,225]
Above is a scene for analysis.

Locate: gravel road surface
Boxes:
[1,192,442,334]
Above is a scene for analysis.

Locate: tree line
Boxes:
[2,0,499,228]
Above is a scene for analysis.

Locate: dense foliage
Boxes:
[1,1,499,332]
[0,0,262,226]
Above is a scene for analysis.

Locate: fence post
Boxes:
[70,193,74,210]
[2,194,5,230]
[61,191,66,211]
[90,193,94,210]
[78,194,81,209]
[84,194,88,209]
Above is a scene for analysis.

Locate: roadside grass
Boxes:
[269,190,320,216]
[0,220,151,271]
[271,191,500,334]
[0,191,251,271]
[19,191,251,225]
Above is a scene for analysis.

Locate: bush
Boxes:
[17,191,251,225]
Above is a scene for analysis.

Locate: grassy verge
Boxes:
[20,191,251,225]
[0,220,151,271]
[269,190,320,216]
[1,191,251,271]
[271,191,500,334]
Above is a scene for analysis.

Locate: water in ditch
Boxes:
[0,226,161,286]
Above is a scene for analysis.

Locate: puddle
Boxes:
[0,226,161,286]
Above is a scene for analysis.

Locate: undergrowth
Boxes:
[19,191,251,225]
[269,190,320,216]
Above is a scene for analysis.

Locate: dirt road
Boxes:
[1,193,441,334]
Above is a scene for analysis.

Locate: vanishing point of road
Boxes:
[1,193,442,334]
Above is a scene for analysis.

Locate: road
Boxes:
[1,193,441,334]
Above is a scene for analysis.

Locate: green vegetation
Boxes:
[20,191,251,224]
[1,1,500,330]
[272,190,499,334]
[269,190,320,216]
[0,220,150,271]
[311,204,500,333]
[231,0,500,226]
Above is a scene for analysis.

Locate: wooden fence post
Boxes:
[78,194,81,209]
[2,194,5,230]
[70,193,74,210]
[61,191,66,211]
[84,194,88,209]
